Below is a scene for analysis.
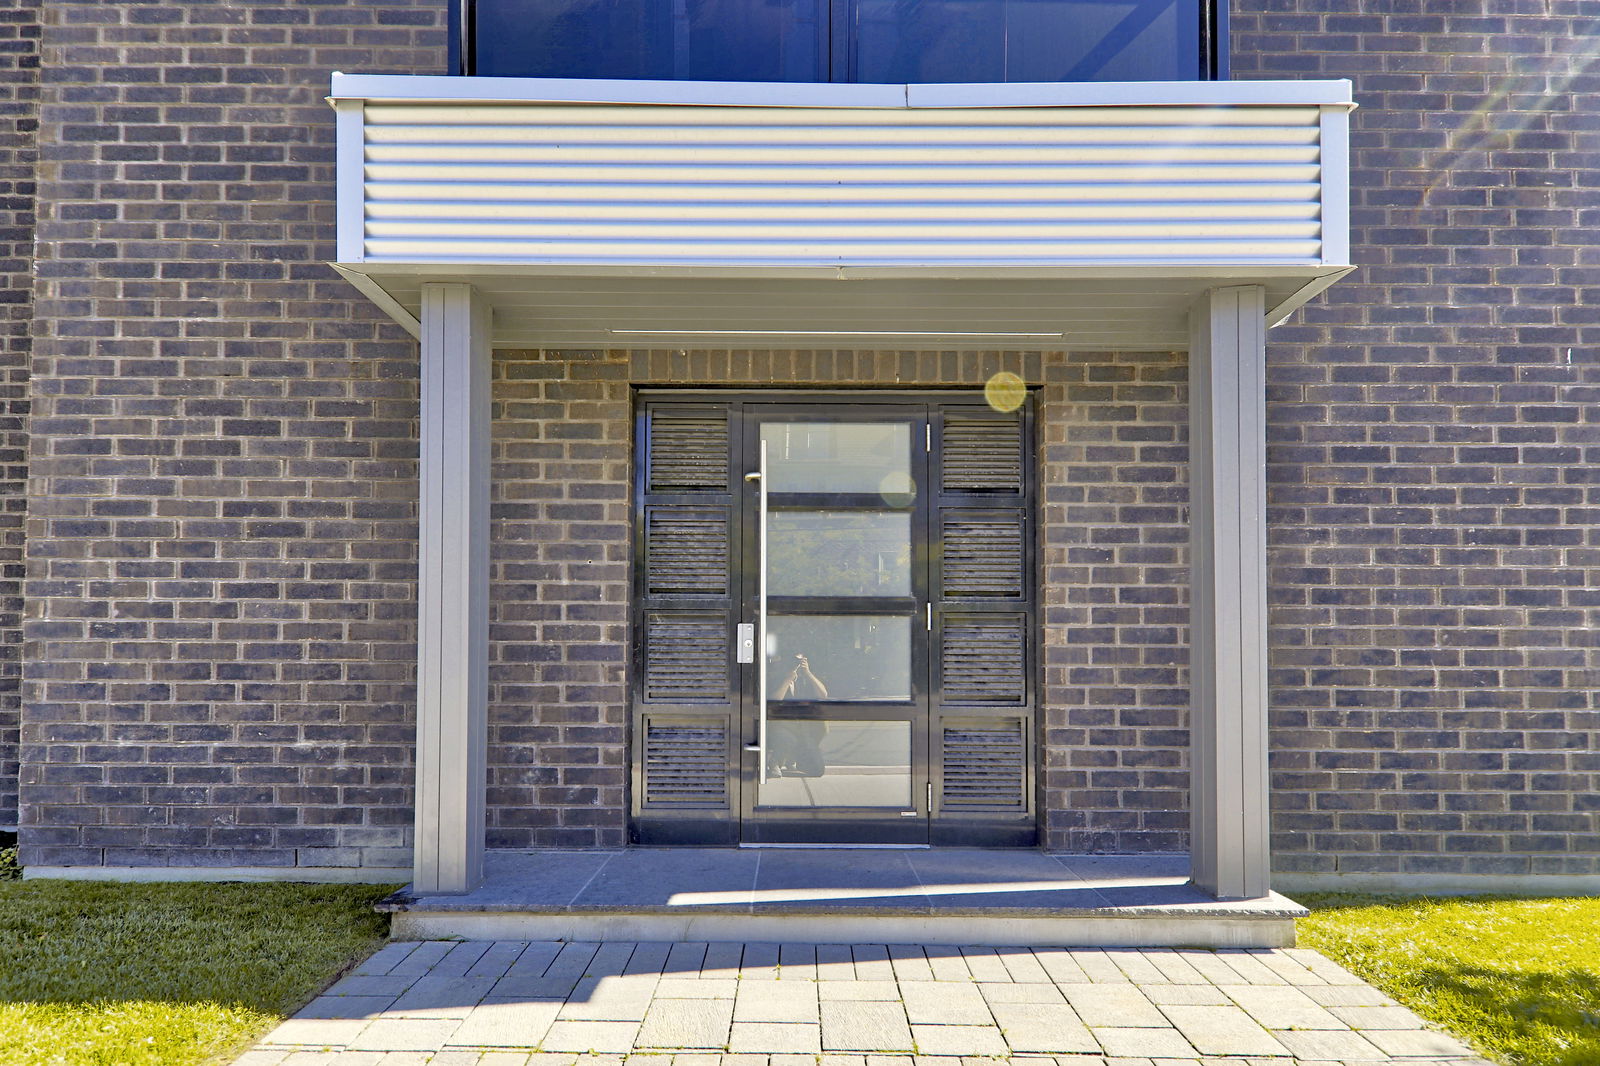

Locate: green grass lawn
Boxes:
[0,879,394,1066]
[1298,894,1600,1066]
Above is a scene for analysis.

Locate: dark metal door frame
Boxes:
[630,389,1038,847]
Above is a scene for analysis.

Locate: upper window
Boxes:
[451,0,1227,83]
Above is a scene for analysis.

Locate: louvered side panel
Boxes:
[646,507,730,595]
[942,511,1025,598]
[642,716,730,809]
[940,718,1027,812]
[941,615,1027,705]
[649,411,730,492]
[644,613,729,703]
[360,102,1329,265]
[942,414,1024,493]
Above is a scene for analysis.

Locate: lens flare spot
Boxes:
[984,371,1026,413]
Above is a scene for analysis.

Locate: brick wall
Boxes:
[19,0,446,869]
[1236,2,1600,879]
[0,0,37,831]
[17,0,1599,878]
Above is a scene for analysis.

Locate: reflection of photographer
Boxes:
[773,653,828,700]
[769,654,828,778]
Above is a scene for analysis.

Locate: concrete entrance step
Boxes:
[379,849,1306,949]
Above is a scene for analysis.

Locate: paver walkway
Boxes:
[236,941,1491,1066]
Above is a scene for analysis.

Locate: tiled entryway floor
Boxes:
[236,940,1491,1066]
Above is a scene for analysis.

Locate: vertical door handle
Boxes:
[748,445,768,783]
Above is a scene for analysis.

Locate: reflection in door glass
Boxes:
[760,720,912,807]
[767,615,910,701]
[762,423,913,498]
[768,511,911,597]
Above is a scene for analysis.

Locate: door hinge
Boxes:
[926,423,932,449]
[926,603,932,631]
[736,623,755,663]
[927,781,933,809]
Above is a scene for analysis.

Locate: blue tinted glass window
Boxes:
[474,0,827,81]
[467,0,1207,83]
[848,0,1202,83]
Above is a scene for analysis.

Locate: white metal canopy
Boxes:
[330,74,1354,350]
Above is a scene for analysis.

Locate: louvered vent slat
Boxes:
[942,415,1024,493]
[643,717,729,808]
[942,615,1026,704]
[942,512,1024,598]
[649,413,729,492]
[941,719,1026,811]
[645,614,727,702]
[647,508,729,595]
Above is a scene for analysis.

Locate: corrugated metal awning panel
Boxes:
[356,103,1328,266]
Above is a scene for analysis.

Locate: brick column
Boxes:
[414,283,491,894]
[1189,286,1271,900]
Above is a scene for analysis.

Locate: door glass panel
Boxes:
[768,511,911,597]
[762,423,913,498]
[760,720,912,807]
[766,615,910,701]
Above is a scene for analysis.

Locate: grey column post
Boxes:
[1188,285,1271,901]
[414,283,491,894]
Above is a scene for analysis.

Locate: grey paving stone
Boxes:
[727,1022,823,1053]
[349,1019,463,1052]
[988,1003,1098,1054]
[908,1025,1009,1057]
[230,1053,291,1065]
[1090,1026,1198,1058]
[735,982,820,1023]
[1030,949,1091,984]
[921,948,971,983]
[657,978,739,999]
[976,982,1064,1004]
[388,976,496,1019]
[428,1052,488,1066]
[1061,985,1169,1028]
[392,943,457,976]
[1219,985,1344,1029]
[471,943,535,980]
[433,943,494,978]
[446,999,563,1048]
[1362,1028,1474,1057]
[821,1002,915,1052]
[539,1021,643,1054]
[1156,1006,1288,1057]
[956,948,1012,983]
[1272,1029,1388,1060]
[994,948,1052,984]
[1142,985,1230,1006]
[560,976,662,1022]
[900,983,993,1025]
[493,976,583,1001]
[294,997,398,1021]
[352,943,421,977]
[1301,986,1395,1009]
[326,975,419,999]
[818,1055,867,1066]
[262,1018,370,1047]
[636,1000,736,1049]
[1327,1005,1426,1030]
[478,1052,537,1065]
[818,981,901,1002]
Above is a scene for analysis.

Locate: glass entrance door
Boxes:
[740,408,930,843]
[630,391,1038,848]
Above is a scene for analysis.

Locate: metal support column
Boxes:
[414,282,491,894]
[1188,285,1271,901]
